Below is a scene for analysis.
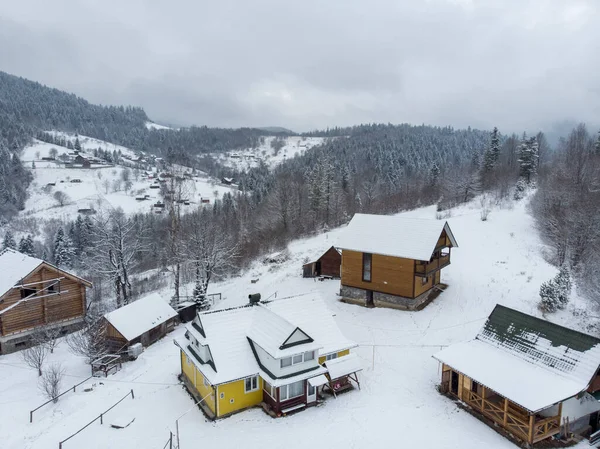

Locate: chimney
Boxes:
[248,293,261,305]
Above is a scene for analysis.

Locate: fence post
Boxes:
[100,413,103,425]
[170,432,173,449]
[30,411,33,423]
[131,389,134,399]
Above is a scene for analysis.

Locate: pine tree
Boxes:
[2,230,16,250]
[53,229,74,268]
[517,135,539,184]
[481,127,500,174]
[18,234,35,257]
[430,163,440,186]
[514,178,527,200]
[539,279,560,313]
[74,136,81,153]
[554,264,572,309]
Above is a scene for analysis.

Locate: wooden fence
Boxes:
[30,376,93,423]
[58,389,134,448]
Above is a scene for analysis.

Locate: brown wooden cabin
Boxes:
[0,249,92,354]
[337,213,457,310]
[434,305,600,446]
[303,246,341,278]
[103,293,178,353]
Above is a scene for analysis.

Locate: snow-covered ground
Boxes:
[19,139,236,221]
[0,197,594,449]
[145,121,173,131]
[213,136,327,170]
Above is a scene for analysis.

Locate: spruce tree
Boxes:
[539,279,560,313]
[74,136,81,153]
[490,127,500,165]
[554,264,572,309]
[2,230,16,250]
[430,163,440,186]
[18,234,35,257]
[517,135,539,184]
[53,229,74,268]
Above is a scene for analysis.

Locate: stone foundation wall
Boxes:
[341,285,434,311]
[340,285,367,306]
[0,319,84,354]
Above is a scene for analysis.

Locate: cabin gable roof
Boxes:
[337,213,457,261]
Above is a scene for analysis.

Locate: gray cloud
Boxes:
[1,0,598,133]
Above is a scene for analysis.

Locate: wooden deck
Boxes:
[415,255,450,276]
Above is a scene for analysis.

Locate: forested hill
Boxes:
[0,71,268,157]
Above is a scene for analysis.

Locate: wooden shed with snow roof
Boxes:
[434,304,600,445]
[0,249,92,354]
[337,213,457,310]
[302,246,341,278]
[103,293,178,352]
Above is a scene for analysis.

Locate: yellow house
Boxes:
[176,295,360,419]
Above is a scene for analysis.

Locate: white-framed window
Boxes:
[279,380,304,401]
[263,380,275,398]
[245,375,259,393]
[280,351,316,368]
[325,353,338,361]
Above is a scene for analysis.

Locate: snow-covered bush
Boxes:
[539,279,560,313]
[513,179,527,200]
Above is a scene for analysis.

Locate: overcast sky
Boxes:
[1,0,598,133]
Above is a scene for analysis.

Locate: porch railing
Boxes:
[415,255,450,275]
[465,391,530,441]
[533,415,560,443]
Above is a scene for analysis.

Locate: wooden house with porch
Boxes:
[0,249,92,354]
[337,213,457,310]
[176,295,360,419]
[302,246,341,278]
[434,305,600,446]
[103,293,178,352]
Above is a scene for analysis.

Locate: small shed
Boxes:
[103,293,178,352]
[303,246,342,278]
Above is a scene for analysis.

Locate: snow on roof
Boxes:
[0,249,43,298]
[247,306,322,358]
[336,213,457,261]
[104,293,177,342]
[178,295,357,386]
[434,305,600,412]
[325,353,363,380]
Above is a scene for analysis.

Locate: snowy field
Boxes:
[19,139,236,221]
[0,197,594,449]
[213,136,327,170]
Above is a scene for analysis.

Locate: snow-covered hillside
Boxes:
[0,197,593,449]
[213,136,327,170]
[19,137,235,221]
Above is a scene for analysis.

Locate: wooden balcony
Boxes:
[415,255,450,276]
[464,390,560,444]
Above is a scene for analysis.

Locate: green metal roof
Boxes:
[477,304,600,376]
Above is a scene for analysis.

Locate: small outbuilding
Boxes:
[103,293,177,352]
[302,246,341,278]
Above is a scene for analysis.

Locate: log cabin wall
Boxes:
[0,264,88,337]
[341,250,415,298]
[319,247,342,278]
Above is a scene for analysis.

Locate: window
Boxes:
[362,253,372,282]
[280,380,304,401]
[308,384,316,396]
[245,375,258,393]
[421,276,429,286]
[220,392,225,399]
[264,380,275,398]
[325,353,338,361]
[281,351,315,368]
[203,377,209,387]
[471,380,479,394]
[281,357,292,368]
[46,282,56,293]
[20,287,36,299]
[185,355,191,366]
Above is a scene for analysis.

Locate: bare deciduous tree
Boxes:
[39,363,65,403]
[21,343,49,376]
[53,191,70,207]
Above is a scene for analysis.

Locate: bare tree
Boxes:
[31,325,61,354]
[39,363,65,403]
[66,322,107,363]
[49,148,58,159]
[183,209,238,307]
[21,343,49,376]
[89,208,148,307]
[53,191,70,207]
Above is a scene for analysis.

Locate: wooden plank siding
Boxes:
[0,265,89,336]
[341,250,415,298]
[318,247,342,278]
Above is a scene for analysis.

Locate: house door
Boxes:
[366,290,374,307]
[451,371,459,395]
[315,261,321,276]
[307,382,317,403]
